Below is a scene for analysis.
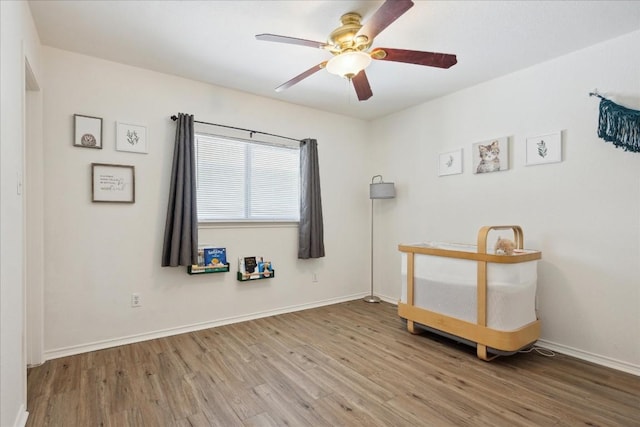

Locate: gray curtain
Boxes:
[298,138,325,259]
[161,113,198,266]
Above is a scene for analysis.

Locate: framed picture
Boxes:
[526,132,562,166]
[74,114,102,149]
[472,136,509,174]
[116,122,147,153]
[91,163,135,203]
[438,148,463,176]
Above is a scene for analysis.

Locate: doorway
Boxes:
[25,57,44,367]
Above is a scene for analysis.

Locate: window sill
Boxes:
[198,221,299,230]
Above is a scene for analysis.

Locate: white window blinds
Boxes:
[195,133,300,222]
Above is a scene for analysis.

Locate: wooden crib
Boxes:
[397,225,542,361]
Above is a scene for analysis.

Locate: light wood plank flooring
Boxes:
[27,301,639,426]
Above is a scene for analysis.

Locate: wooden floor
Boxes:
[27,301,639,426]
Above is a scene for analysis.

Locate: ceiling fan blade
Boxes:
[256,33,329,49]
[352,70,373,101]
[275,62,327,92]
[371,48,457,69]
[356,0,414,41]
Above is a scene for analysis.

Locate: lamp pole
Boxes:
[365,196,381,303]
[365,175,394,303]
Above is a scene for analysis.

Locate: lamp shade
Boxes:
[370,182,395,199]
[326,51,372,79]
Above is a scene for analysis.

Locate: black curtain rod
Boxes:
[170,115,301,143]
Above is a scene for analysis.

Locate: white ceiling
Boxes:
[29,1,640,121]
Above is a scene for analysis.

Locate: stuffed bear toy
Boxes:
[494,237,516,255]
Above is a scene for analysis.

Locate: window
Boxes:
[195,133,300,222]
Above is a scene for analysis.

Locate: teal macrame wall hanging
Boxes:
[590,92,640,153]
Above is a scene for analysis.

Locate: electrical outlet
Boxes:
[131,293,142,308]
[312,273,319,283]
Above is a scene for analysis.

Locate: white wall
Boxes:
[372,31,640,373]
[34,24,639,378]
[0,1,42,426]
[41,47,370,357]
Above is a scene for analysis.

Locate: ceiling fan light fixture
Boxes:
[326,51,372,79]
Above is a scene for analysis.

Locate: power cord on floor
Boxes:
[518,345,556,357]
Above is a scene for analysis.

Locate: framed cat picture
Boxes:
[472,137,509,174]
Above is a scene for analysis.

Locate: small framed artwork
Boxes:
[526,132,562,166]
[74,114,102,149]
[438,148,463,176]
[472,136,509,174]
[91,163,135,203]
[116,122,147,154]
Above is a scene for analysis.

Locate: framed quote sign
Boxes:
[91,163,135,203]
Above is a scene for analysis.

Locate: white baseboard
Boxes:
[13,405,28,427]
[43,293,369,361]
[42,294,638,378]
[536,339,640,377]
[379,294,639,377]
[379,295,398,305]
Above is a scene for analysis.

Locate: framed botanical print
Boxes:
[116,122,148,154]
[526,132,562,166]
[438,148,463,176]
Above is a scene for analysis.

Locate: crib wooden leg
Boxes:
[407,320,419,334]
[477,344,498,361]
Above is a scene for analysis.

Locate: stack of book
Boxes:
[189,247,229,274]
[238,256,273,280]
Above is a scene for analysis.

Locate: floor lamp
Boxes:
[365,175,396,303]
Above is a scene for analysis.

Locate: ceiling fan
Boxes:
[256,0,457,101]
